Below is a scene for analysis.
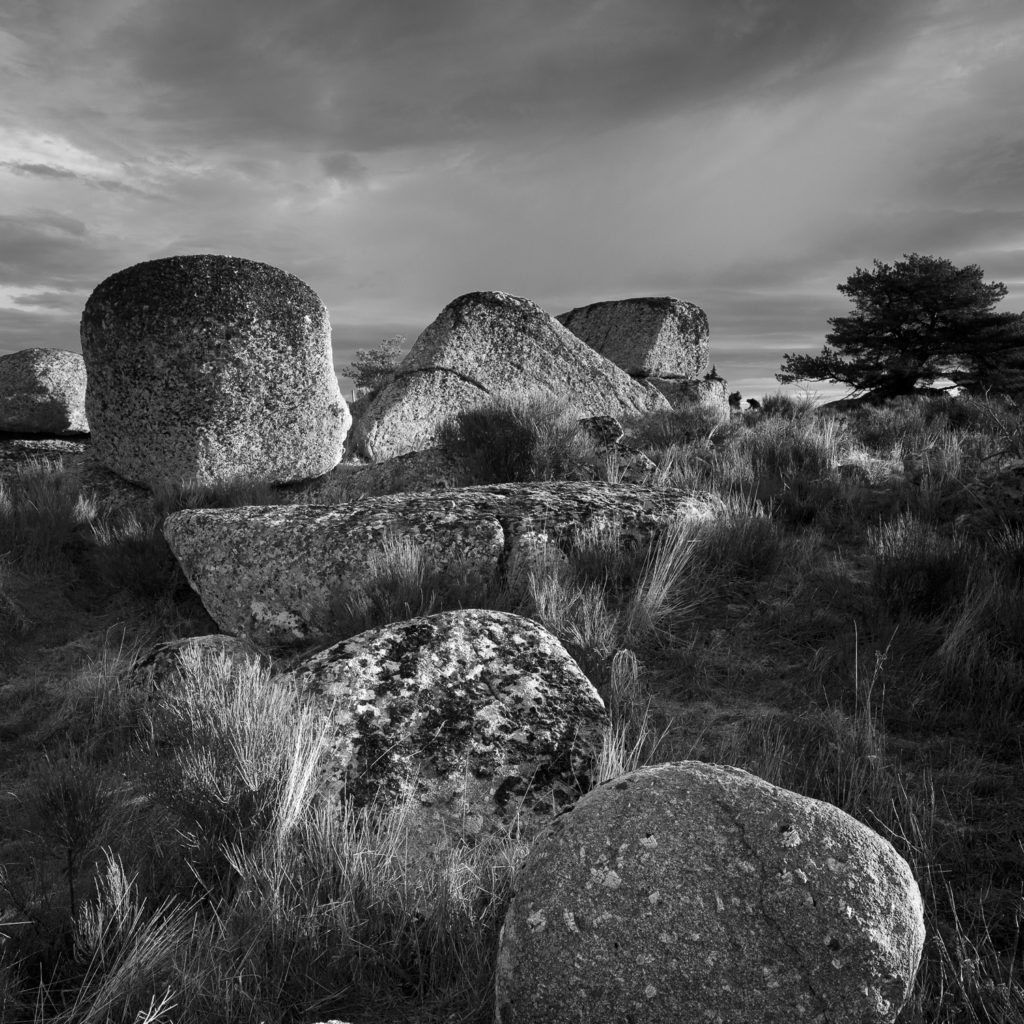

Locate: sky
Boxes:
[2,0,1023,402]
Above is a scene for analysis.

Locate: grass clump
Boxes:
[4,390,1024,1023]
[436,393,597,483]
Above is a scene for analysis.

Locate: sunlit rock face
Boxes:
[557,296,710,380]
[162,480,719,647]
[80,254,349,489]
[495,761,926,1024]
[0,348,89,436]
[274,609,609,846]
[348,291,669,460]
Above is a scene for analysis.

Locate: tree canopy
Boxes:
[340,336,405,393]
[776,254,1024,399]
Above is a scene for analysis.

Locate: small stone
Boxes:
[0,348,88,435]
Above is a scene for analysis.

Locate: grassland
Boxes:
[1,392,1022,1023]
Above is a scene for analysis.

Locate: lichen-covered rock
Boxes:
[0,348,88,435]
[80,255,349,489]
[557,297,709,379]
[274,610,608,844]
[163,481,719,646]
[495,761,925,1024]
[647,376,730,421]
[349,292,668,460]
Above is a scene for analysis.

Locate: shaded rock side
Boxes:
[0,348,88,435]
[274,609,608,844]
[162,480,719,646]
[80,254,349,490]
[349,292,669,460]
[647,376,729,421]
[557,297,710,379]
[495,761,925,1024]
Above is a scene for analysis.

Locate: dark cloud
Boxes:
[0,211,119,289]
[0,306,80,356]
[95,0,936,156]
[10,289,88,313]
[4,162,79,179]
[1,161,160,197]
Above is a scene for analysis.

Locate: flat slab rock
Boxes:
[163,480,719,647]
[495,761,925,1024]
[273,609,608,845]
[349,291,669,460]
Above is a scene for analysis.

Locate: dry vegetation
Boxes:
[1,392,1022,1023]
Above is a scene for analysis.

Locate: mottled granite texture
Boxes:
[496,761,925,1024]
[348,291,669,460]
[557,296,710,379]
[80,254,349,489]
[0,348,88,435]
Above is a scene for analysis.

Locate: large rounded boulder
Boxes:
[557,296,710,380]
[273,610,608,845]
[80,255,349,489]
[0,348,88,435]
[348,291,669,460]
[495,761,925,1024]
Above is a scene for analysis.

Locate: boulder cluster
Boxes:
[0,255,926,1022]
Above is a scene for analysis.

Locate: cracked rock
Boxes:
[162,480,719,646]
[495,761,925,1024]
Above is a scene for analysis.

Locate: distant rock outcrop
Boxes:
[163,480,720,646]
[0,348,88,436]
[495,761,925,1024]
[80,255,350,490]
[556,296,709,379]
[348,292,668,460]
[274,609,608,846]
[646,376,730,421]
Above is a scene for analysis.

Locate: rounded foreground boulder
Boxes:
[80,255,349,489]
[495,761,925,1024]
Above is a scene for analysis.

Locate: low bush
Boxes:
[436,393,595,483]
[870,514,974,617]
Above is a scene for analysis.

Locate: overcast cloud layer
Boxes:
[2,0,1023,398]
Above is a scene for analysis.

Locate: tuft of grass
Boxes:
[870,514,974,617]
[436,392,597,483]
[328,532,511,639]
[0,461,97,573]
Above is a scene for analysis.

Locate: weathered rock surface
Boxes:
[646,376,730,420]
[495,761,925,1024]
[163,481,719,646]
[570,416,657,484]
[557,297,710,380]
[274,610,608,844]
[0,348,88,435]
[349,292,669,460]
[80,255,349,490]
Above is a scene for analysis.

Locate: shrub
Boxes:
[735,414,846,480]
[870,514,974,617]
[756,392,817,420]
[436,392,595,483]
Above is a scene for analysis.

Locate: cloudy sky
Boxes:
[2,0,1023,400]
